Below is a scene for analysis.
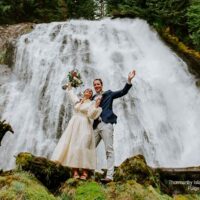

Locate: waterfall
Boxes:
[0,18,200,170]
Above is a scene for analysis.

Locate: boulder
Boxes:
[113,154,160,187]
[16,152,71,190]
[0,23,35,66]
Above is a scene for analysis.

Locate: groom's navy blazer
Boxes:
[93,83,132,129]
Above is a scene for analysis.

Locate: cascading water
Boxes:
[0,18,200,170]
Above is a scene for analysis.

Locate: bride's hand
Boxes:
[62,82,72,90]
[80,98,85,104]
[95,96,101,108]
[68,82,72,90]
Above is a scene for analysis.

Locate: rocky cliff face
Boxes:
[0,23,35,121]
[0,23,35,66]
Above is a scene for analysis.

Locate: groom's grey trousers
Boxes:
[94,121,114,180]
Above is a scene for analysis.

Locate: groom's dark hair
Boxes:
[93,78,103,85]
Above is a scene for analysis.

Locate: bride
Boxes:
[51,83,102,179]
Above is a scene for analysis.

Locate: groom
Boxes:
[93,70,136,183]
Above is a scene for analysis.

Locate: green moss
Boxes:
[57,193,73,200]
[0,50,6,64]
[0,171,56,200]
[160,26,200,79]
[75,182,106,200]
[59,179,106,200]
[15,152,71,190]
[58,178,79,199]
[113,155,160,188]
[2,153,200,200]
[106,180,171,200]
[161,27,200,60]
[16,152,34,170]
[174,194,200,200]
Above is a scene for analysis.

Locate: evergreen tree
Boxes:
[0,0,96,24]
[106,0,121,14]
[146,0,189,27]
[65,0,96,19]
[105,0,192,47]
[0,0,67,24]
[187,0,200,50]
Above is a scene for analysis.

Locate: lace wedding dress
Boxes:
[51,88,102,169]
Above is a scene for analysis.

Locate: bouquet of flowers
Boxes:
[62,69,83,89]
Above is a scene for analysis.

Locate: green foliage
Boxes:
[0,0,66,24]
[106,0,189,28]
[0,0,199,51]
[65,0,96,20]
[106,0,122,14]
[107,0,146,17]
[187,0,200,50]
[106,0,200,51]
[0,0,96,24]
[146,0,189,25]
[146,0,190,44]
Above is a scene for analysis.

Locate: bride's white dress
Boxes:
[51,88,102,169]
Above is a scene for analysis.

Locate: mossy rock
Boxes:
[3,41,16,67]
[160,27,200,79]
[106,180,172,200]
[0,170,56,200]
[0,120,14,146]
[0,50,7,64]
[58,179,106,200]
[16,152,71,190]
[58,179,200,200]
[113,154,160,187]
[174,194,200,200]
[0,23,35,66]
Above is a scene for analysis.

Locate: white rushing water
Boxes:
[0,18,200,170]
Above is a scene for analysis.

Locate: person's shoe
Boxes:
[100,178,112,184]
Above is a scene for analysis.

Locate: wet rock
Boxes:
[0,65,12,86]
[0,23,35,66]
[0,120,14,146]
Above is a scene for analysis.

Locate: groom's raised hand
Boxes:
[128,70,136,84]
